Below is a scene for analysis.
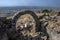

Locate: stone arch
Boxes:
[12,10,41,32]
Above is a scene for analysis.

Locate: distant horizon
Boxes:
[0,6,59,7]
[0,6,60,10]
[0,6,60,9]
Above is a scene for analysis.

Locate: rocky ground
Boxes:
[0,10,60,40]
[36,10,60,40]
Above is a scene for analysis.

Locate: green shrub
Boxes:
[42,9,50,13]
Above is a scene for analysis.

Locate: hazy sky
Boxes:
[0,0,60,7]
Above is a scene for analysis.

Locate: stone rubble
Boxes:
[0,10,60,40]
